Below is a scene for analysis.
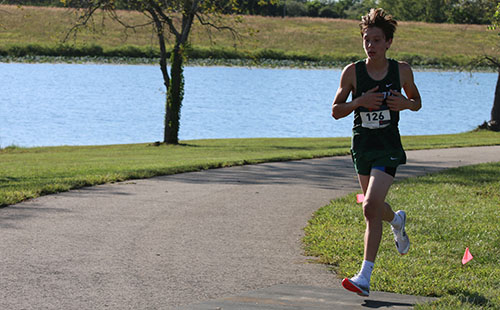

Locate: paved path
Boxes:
[1,146,499,309]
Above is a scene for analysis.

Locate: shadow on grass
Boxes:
[0,177,22,188]
[272,144,350,151]
[400,163,500,187]
[148,142,201,147]
[362,299,414,308]
[448,289,492,307]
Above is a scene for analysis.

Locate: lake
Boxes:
[0,63,496,147]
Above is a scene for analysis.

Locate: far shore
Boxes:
[0,56,497,72]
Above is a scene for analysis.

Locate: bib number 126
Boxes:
[361,110,391,129]
[365,111,385,121]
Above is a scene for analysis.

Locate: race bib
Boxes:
[360,109,391,129]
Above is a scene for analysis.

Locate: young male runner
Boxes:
[331,8,422,297]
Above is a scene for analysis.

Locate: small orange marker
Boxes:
[462,247,473,265]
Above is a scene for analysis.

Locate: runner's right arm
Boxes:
[332,64,384,120]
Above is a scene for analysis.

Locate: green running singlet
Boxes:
[350,59,406,176]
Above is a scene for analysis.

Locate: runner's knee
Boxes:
[362,199,384,221]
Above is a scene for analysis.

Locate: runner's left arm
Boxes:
[386,62,421,112]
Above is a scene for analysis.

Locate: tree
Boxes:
[285,0,307,17]
[379,0,448,23]
[62,0,247,144]
[482,2,500,131]
[306,0,322,17]
[447,0,498,24]
[484,55,500,131]
[343,0,377,20]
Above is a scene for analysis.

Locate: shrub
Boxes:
[319,6,339,18]
[286,1,308,17]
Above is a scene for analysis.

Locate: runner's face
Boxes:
[363,27,392,60]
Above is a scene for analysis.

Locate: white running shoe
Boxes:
[342,275,370,296]
[392,210,410,255]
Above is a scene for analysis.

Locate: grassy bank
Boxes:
[303,162,500,309]
[1,130,499,207]
[0,43,487,69]
[0,5,498,68]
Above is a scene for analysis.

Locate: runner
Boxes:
[331,8,422,297]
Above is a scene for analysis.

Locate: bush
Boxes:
[0,42,492,70]
[254,48,286,59]
[104,45,159,58]
[319,6,339,18]
[286,1,308,17]
[185,46,241,60]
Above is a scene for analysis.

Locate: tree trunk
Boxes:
[488,68,500,131]
[164,44,184,144]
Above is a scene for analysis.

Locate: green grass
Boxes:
[0,5,498,68]
[1,130,499,208]
[0,137,349,207]
[303,160,500,309]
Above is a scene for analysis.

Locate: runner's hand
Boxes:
[386,90,409,111]
[356,86,384,110]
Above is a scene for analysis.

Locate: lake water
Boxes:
[0,63,496,147]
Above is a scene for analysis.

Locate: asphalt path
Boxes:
[1,146,499,309]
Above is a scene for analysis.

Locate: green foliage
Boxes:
[5,0,499,23]
[378,0,498,24]
[105,44,157,58]
[235,0,499,24]
[0,43,488,69]
[390,52,477,69]
[0,43,159,58]
[379,0,446,23]
[305,0,322,17]
[2,0,64,6]
[285,1,308,17]
[491,2,500,28]
[184,45,240,59]
[318,6,336,18]
[447,0,498,25]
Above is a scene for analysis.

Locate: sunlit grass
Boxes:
[1,130,499,208]
[303,162,500,309]
[0,137,349,207]
[0,5,498,68]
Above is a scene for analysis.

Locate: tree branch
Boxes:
[180,12,195,44]
[195,13,240,42]
[63,1,154,43]
[62,4,103,43]
[485,56,500,68]
[149,0,181,39]
[146,7,171,89]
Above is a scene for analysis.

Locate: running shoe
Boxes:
[392,210,410,255]
[342,275,370,297]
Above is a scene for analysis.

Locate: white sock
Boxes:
[390,212,402,230]
[355,260,374,283]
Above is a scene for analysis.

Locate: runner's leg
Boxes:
[358,172,395,223]
[362,169,395,262]
[343,170,396,296]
